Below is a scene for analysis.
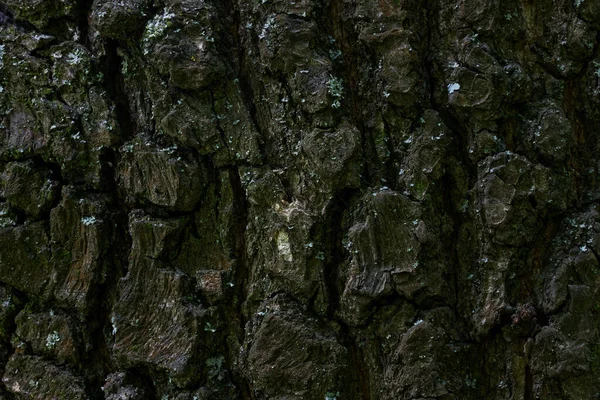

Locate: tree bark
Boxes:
[0,0,598,398]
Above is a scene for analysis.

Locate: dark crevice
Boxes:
[228,3,268,168]
[209,89,234,158]
[75,0,93,49]
[346,330,371,400]
[524,364,534,400]
[79,31,136,399]
[102,40,135,143]
[380,113,402,191]
[440,172,464,319]
[422,0,479,338]
[81,192,129,400]
[327,0,377,187]
[225,165,254,400]
[97,147,117,193]
[317,185,370,399]
[533,307,549,328]
[122,367,159,400]
[212,12,255,400]
[236,77,269,167]
[322,187,358,319]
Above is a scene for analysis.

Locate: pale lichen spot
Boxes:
[276,231,293,262]
[46,331,60,349]
[447,83,460,94]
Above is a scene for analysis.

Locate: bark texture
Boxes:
[0,0,599,399]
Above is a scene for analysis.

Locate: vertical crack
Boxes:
[228,4,269,167]
[319,187,371,400]
[89,28,136,398]
[524,364,534,400]
[102,40,135,143]
[321,188,358,319]
[76,0,93,49]
[225,165,254,400]
[347,329,371,400]
[327,0,375,186]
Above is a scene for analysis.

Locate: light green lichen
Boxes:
[142,9,176,54]
[46,331,60,349]
[325,391,339,400]
[327,76,343,108]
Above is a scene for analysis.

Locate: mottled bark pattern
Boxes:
[0,0,599,399]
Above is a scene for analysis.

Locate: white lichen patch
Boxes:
[259,15,276,40]
[447,82,460,94]
[111,315,117,335]
[66,48,86,66]
[81,216,99,226]
[276,231,293,262]
[9,382,20,393]
[274,199,310,222]
[46,331,60,349]
[142,9,176,53]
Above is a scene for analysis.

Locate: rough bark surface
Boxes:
[0,0,599,399]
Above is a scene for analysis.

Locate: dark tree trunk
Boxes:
[0,0,598,399]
